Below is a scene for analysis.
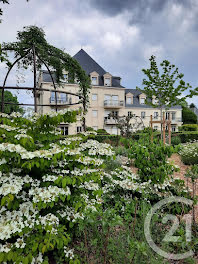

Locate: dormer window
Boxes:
[103,73,112,87]
[61,73,68,83]
[91,77,97,85]
[104,77,111,86]
[140,98,145,104]
[90,71,99,85]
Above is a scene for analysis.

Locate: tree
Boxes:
[0,90,24,114]
[1,26,91,129]
[138,55,198,135]
[182,107,197,124]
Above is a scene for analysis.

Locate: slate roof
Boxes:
[73,49,124,88]
[125,89,182,109]
[42,49,124,88]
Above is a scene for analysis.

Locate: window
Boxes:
[60,126,68,136]
[154,126,158,130]
[60,93,67,103]
[166,112,170,120]
[50,91,55,102]
[141,112,146,119]
[154,112,159,119]
[104,77,111,86]
[128,111,133,117]
[112,111,118,117]
[172,125,176,132]
[92,94,98,101]
[91,77,97,85]
[77,126,82,133]
[92,110,98,117]
[172,112,176,120]
[93,126,98,130]
[126,97,132,104]
[140,98,145,104]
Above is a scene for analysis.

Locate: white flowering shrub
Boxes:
[0,111,114,264]
[179,141,198,165]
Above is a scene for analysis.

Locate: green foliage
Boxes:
[182,107,197,124]
[0,91,24,114]
[179,124,198,132]
[175,132,198,143]
[96,128,109,135]
[138,55,198,109]
[129,139,176,184]
[179,142,198,165]
[85,127,94,131]
[0,110,111,263]
[171,135,182,146]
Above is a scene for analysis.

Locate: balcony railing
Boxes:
[104,117,117,125]
[104,100,124,108]
[50,97,72,104]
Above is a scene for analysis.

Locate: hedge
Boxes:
[172,132,198,143]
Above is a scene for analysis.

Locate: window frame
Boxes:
[141,111,146,119]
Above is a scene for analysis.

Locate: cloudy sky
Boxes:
[0,0,198,106]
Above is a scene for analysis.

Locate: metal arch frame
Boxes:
[0,47,85,113]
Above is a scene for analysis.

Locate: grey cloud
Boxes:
[90,0,192,24]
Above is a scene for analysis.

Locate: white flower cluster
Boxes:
[58,206,84,222]
[79,140,114,156]
[29,186,71,203]
[64,246,74,260]
[0,173,33,196]
[179,142,198,159]
[0,202,38,240]
[81,131,97,136]
[0,124,16,131]
[14,134,33,141]
[77,156,104,166]
[79,180,100,191]
[42,174,59,182]
[39,213,59,234]
[0,158,7,165]
[0,142,64,160]
[10,112,23,118]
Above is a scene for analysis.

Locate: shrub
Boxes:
[171,135,181,146]
[179,142,198,165]
[96,128,109,135]
[0,111,114,263]
[177,132,198,143]
[182,107,197,124]
[179,124,198,131]
[128,140,177,184]
[85,126,94,131]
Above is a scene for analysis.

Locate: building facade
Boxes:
[37,49,182,135]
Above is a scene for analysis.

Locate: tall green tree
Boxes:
[138,55,198,135]
[0,90,24,114]
[182,107,197,124]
